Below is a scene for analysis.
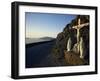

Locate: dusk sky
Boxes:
[25,12,76,38]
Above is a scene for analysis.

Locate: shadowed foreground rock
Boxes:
[64,50,86,65]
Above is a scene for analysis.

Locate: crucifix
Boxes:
[72,18,89,55]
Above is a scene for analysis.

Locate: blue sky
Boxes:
[25,12,76,38]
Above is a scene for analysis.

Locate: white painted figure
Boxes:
[79,37,84,59]
[67,37,72,51]
[72,43,79,54]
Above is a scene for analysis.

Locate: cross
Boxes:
[72,18,89,54]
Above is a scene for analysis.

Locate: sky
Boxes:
[25,12,76,38]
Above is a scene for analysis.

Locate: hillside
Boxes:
[52,15,89,66]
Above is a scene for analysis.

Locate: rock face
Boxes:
[52,15,89,65]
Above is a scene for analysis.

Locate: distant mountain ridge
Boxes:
[40,37,55,40]
[26,37,55,44]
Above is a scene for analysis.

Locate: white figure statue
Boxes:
[79,37,84,59]
[67,37,72,51]
[72,43,79,54]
